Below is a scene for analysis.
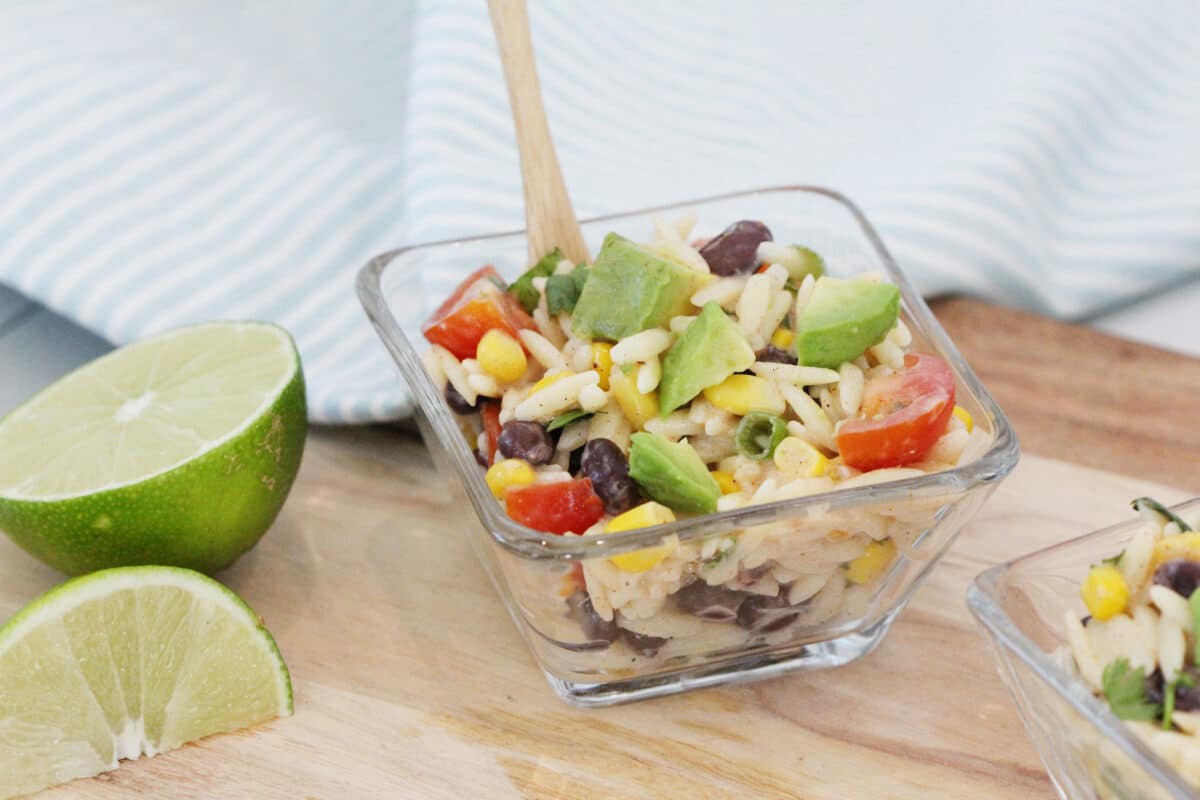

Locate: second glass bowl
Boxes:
[969,498,1200,799]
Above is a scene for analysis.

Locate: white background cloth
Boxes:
[1,1,1197,421]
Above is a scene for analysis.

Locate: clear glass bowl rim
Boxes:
[967,497,1200,799]
[357,184,1021,560]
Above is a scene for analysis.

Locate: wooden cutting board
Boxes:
[2,298,1198,800]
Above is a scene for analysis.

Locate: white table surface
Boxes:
[1,281,1198,419]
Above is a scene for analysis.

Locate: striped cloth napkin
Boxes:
[1,1,1197,423]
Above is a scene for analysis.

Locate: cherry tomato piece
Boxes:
[837,353,956,471]
[506,478,606,535]
[480,401,502,465]
[422,266,536,360]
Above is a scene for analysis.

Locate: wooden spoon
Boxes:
[488,0,590,265]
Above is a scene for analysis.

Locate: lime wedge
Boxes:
[0,566,292,799]
[0,321,306,574]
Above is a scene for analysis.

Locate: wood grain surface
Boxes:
[931,297,1200,493]
[2,299,1197,799]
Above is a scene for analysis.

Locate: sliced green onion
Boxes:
[508,247,563,313]
[1132,497,1192,531]
[788,245,825,282]
[734,412,788,460]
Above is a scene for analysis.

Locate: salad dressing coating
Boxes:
[422,213,991,657]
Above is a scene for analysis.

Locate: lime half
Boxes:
[0,566,292,799]
[0,321,306,574]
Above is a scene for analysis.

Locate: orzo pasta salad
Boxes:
[420,214,991,654]
[1065,498,1200,786]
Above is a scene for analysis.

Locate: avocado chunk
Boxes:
[571,234,696,341]
[628,432,719,514]
[794,277,900,368]
[658,301,755,415]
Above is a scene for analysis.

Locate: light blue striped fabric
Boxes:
[1,1,1197,422]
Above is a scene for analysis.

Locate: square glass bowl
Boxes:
[969,499,1200,799]
[358,186,1019,706]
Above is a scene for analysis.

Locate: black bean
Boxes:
[736,564,771,586]
[566,591,619,645]
[580,438,640,515]
[755,345,797,365]
[474,448,489,467]
[1174,679,1200,712]
[1146,668,1200,713]
[444,383,477,414]
[699,220,773,276]
[737,593,801,634]
[1153,559,1200,599]
[497,420,554,465]
[622,629,667,656]
[674,580,746,622]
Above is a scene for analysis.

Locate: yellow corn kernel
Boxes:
[1151,533,1200,570]
[773,436,828,477]
[476,329,527,383]
[953,405,974,433]
[609,365,659,428]
[702,374,786,416]
[610,545,677,573]
[606,501,676,533]
[591,342,614,390]
[845,539,897,585]
[484,458,535,499]
[710,469,738,495]
[530,369,572,396]
[1081,565,1130,621]
[770,327,794,349]
[607,502,677,572]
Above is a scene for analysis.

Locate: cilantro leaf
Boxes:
[508,248,564,313]
[572,263,589,292]
[545,274,579,315]
[1101,658,1161,722]
[545,264,590,315]
[546,409,593,432]
[1131,497,1192,531]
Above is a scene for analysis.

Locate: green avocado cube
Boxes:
[658,301,755,415]
[794,277,900,368]
[571,234,696,341]
[628,432,719,514]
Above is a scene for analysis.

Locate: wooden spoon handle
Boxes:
[488,0,590,265]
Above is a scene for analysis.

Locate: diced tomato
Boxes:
[422,265,536,360]
[837,353,956,471]
[506,478,606,535]
[480,401,502,465]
